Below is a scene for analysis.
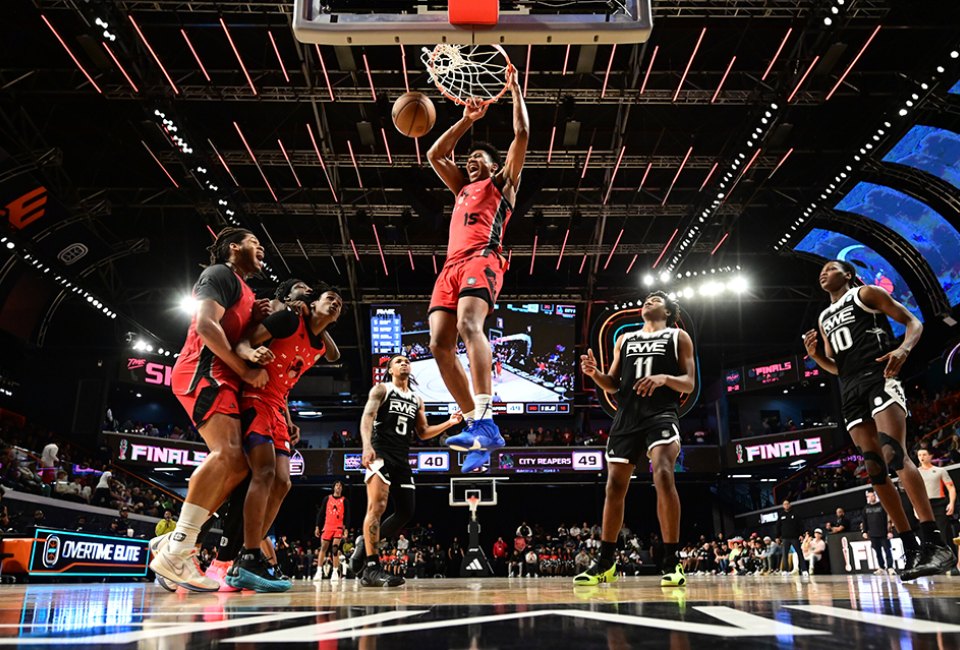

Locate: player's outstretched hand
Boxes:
[246,345,275,366]
[448,412,464,427]
[252,298,272,323]
[361,446,376,469]
[243,367,269,389]
[463,97,489,122]
[634,374,668,396]
[287,299,310,317]
[877,347,909,378]
[580,348,598,377]
[802,329,819,357]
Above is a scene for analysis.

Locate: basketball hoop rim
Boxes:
[427,44,511,107]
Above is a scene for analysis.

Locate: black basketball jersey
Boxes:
[818,286,896,377]
[610,328,681,433]
[371,384,420,461]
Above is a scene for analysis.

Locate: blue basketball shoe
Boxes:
[446,420,481,451]
[461,450,491,473]
[472,418,505,451]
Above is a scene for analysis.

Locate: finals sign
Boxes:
[735,436,823,464]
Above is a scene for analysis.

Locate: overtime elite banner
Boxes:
[29,528,150,577]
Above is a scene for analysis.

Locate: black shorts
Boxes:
[605,419,681,466]
[840,369,906,431]
[364,453,414,489]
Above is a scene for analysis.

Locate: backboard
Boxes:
[293,1,652,46]
[449,477,503,507]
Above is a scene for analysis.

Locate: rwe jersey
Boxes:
[371,384,420,462]
[818,286,895,377]
[612,328,681,430]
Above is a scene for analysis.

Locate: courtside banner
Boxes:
[28,528,150,577]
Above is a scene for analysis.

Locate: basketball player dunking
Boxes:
[575,292,695,587]
[805,260,954,579]
[426,64,529,472]
[226,283,343,591]
[315,480,350,581]
[350,355,462,587]
[151,228,272,592]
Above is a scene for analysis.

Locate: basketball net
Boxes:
[467,496,481,519]
[421,44,510,106]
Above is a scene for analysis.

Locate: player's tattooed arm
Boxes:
[360,384,387,468]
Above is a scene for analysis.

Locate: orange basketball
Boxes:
[391,92,436,138]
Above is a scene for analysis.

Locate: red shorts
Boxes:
[428,251,505,314]
[239,395,291,456]
[321,528,344,542]
[173,378,240,428]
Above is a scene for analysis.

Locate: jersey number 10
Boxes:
[829,326,854,352]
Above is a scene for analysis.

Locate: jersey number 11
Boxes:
[634,356,653,379]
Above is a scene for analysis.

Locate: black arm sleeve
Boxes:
[261,309,300,340]
[317,497,328,527]
[193,265,241,309]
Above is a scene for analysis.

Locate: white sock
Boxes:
[473,394,493,420]
[167,502,210,554]
[462,409,476,423]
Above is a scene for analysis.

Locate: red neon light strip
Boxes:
[277,138,302,187]
[547,126,556,165]
[710,232,730,255]
[711,55,736,104]
[128,15,178,95]
[220,18,257,96]
[640,45,658,94]
[208,138,238,186]
[653,229,679,269]
[825,25,881,101]
[603,145,627,205]
[102,43,139,93]
[699,161,719,192]
[787,55,820,103]
[234,122,277,202]
[206,225,217,240]
[314,45,335,100]
[41,15,103,94]
[578,253,589,274]
[673,28,706,102]
[662,146,693,206]
[268,31,289,83]
[507,249,512,268]
[414,138,422,166]
[556,228,570,270]
[580,145,594,179]
[625,253,639,274]
[400,46,410,93]
[523,44,531,96]
[349,239,360,261]
[408,249,415,270]
[306,123,338,203]
[372,224,389,275]
[603,228,624,270]
[141,140,178,187]
[180,29,211,82]
[432,254,438,274]
[762,27,793,82]
[362,53,376,101]
[601,44,617,99]
[638,161,653,192]
[347,140,363,188]
[768,147,794,179]
[381,128,393,165]
[529,234,538,275]
[562,44,571,76]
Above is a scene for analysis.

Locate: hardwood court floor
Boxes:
[2,575,959,647]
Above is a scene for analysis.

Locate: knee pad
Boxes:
[862,450,888,485]
[879,433,905,474]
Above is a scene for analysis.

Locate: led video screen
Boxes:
[882,125,960,191]
[793,228,921,336]
[370,303,576,415]
[950,79,960,95]
[834,182,960,306]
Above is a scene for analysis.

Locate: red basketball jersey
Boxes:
[446,178,512,263]
[323,495,346,530]
[245,316,326,408]
[172,265,255,394]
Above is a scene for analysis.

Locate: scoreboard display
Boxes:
[745,356,799,390]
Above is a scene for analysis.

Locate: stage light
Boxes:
[729,276,749,293]
[659,271,671,283]
[5,242,13,250]
[823,17,832,26]
[144,344,153,353]
[179,296,198,315]
[642,274,655,286]
[951,51,959,59]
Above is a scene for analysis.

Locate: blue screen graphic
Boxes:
[835,182,960,306]
[793,228,922,336]
[882,125,960,190]
[950,79,960,95]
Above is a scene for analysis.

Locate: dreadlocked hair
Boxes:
[207,227,253,265]
[831,259,863,287]
[645,290,680,327]
[384,355,418,388]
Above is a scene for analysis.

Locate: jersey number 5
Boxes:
[396,418,408,436]
[634,356,653,379]
[829,327,854,352]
